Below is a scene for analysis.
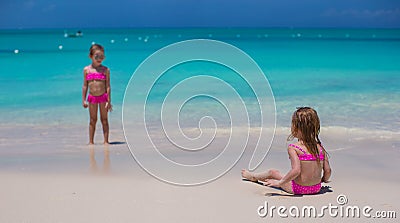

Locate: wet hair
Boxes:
[288,107,323,163]
[89,44,104,56]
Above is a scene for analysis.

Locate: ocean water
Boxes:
[0,28,399,133]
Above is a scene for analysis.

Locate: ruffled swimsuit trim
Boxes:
[86,72,106,81]
[87,93,108,104]
[288,144,325,161]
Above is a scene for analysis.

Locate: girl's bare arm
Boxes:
[321,152,332,183]
[82,68,88,107]
[106,68,111,103]
[278,147,301,185]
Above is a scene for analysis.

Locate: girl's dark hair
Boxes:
[89,44,104,56]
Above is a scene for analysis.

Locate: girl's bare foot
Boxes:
[89,142,95,145]
[241,169,257,182]
[104,141,110,145]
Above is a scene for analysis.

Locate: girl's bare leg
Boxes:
[99,102,109,144]
[88,103,99,144]
[241,169,283,182]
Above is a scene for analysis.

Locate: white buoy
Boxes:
[91,41,96,45]
[110,39,115,43]
[58,45,63,50]
[14,49,19,54]
[124,38,129,42]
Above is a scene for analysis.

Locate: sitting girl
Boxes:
[242,107,331,195]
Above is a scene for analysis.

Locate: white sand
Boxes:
[0,124,399,222]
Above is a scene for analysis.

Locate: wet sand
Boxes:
[0,124,399,222]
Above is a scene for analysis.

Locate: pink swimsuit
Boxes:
[289,144,325,195]
[86,67,108,104]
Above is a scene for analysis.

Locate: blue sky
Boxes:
[1,0,399,29]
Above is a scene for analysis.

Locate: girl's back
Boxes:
[289,143,325,186]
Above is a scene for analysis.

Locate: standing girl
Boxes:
[242,107,331,195]
[82,44,112,144]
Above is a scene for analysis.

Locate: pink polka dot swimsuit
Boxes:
[85,66,108,104]
[289,144,325,195]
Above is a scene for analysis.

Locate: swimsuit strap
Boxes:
[320,146,325,160]
[289,143,325,161]
[86,65,106,73]
[288,144,307,154]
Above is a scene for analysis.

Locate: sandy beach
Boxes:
[0,123,398,222]
[1,1,400,221]
[1,27,399,223]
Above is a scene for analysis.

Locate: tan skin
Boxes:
[82,50,112,144]
[241,140,331,194]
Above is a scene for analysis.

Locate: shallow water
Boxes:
[0,28,399,132]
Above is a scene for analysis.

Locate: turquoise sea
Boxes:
[0,28,399,132]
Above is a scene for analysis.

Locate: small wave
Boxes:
[182,125,399,140]
[321,126,399,140]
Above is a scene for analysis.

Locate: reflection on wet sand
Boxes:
[89,145,111,174]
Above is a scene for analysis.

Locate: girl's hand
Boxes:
[321,178,331,183]
[263,179,281,188]
[83,101,88,108]
[105,102,113,112]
